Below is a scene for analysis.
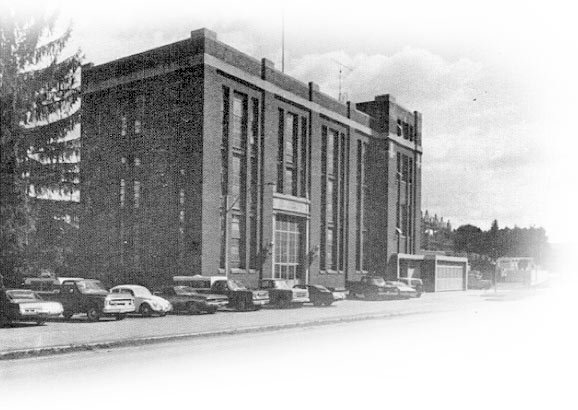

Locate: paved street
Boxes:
[1,274,576,410]
[1,287,522,356]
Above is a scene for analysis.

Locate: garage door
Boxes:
[435,265,464,291]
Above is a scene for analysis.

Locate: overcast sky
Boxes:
[13,0,577,244]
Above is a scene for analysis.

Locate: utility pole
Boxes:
[332,59,353,102]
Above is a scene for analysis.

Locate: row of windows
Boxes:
[396,118,417,143]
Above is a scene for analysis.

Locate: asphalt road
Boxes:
[0,288,499,354]
[2,275,576,410]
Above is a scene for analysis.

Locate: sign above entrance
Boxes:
[273,194,310,216]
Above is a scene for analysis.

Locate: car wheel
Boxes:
[313,299,323,307]
[86,307,101,322]
[187,303,199,315]
[63,310,74,320]
[36,319,46,326]
[116,313,127,321]
[324,301,333,307]
[139,303,153,318]
[159,312,167,317]
[238,299,248,311]
[207,306,217,314]
[0,315,10,327]
[280,298,291,309]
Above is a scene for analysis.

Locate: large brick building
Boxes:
[80,28,423,289]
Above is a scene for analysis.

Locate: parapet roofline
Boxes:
[82,27,407,123]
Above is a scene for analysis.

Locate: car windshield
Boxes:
[265,280,290,290]
[174,286,197,295]
[370,277,386,286]
[228,280,246,290]
[6,290,39,300]
[77,280,107,293]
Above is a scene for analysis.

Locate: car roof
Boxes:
[112,284,148,290]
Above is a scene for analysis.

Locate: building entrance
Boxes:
[273,214,305,282]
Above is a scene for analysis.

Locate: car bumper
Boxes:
[252,299,269,306]
[291,297,310,304]
[206,300,229,308]
[102,306,135,314]
[15,311,62,321]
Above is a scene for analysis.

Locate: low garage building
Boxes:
[389,253,469,292]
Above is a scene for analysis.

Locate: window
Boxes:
[230,215,241,267]
[121,115,127,136]
[326,179,334,222]
[120,179,126,208]
[134,181,141,208]
[135,95,144,134]
[326,227,334,270]
[231,94,245,149]
[284,113,296,164]
[231,155,242,202]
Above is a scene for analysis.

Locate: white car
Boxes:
[110,285,172,317]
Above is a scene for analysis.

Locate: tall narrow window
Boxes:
[220,87,230,269]
[230,215,241,268]
[121,115,127,136]
[231,94,244,149]
[231,155,242,202]
[134,94,144,134]
[134,181,141,209]
[300,117,308,198]
[120,179,126,208]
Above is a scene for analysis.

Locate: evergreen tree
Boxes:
[0,7,82,286]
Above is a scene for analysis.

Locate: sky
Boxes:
[10,0,578,244]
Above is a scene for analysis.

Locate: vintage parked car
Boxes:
[397,277,424,297]
[384,281,419,299]
[110,285,172,317]
[175,275,269,311]
[0,288,63,326]
[154,286,228,314]
[346,275,401,300]
[41,278,135,321]
[258,279,309,308]
[294,284,346,307]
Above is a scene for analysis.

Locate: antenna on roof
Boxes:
[281,8,285,73]
[332,59,353,102]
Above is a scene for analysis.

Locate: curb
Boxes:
[0,309,433,361]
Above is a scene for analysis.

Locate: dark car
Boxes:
[346,275,401,300]
[176,276,269,311]
[294,284,346,307]
[154,286,228,314]
[1,288,63,326]
[42,279,135,321]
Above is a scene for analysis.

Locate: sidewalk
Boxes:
[0,289,524,360]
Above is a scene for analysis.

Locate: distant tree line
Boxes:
[453,220,549,263]
[423,217,549,266]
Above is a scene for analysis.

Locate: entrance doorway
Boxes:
[273,214,305,282]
